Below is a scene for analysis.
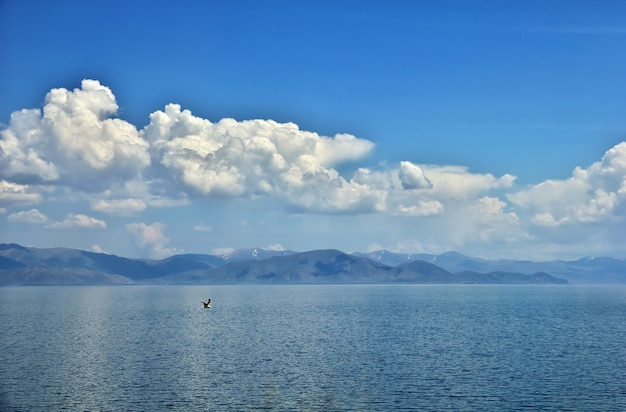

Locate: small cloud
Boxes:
[47,213,107,229]
[92,244,106,253]
[193,223,213,232]
[372,240,429,254]
[265,243,285,251]
[531,213,565,227]
[92,198,146,215]
[126,221,176,258]
[7,208,48,224]
[398,161,432,190]
[366,243,385,252]
[211,247,235,256]
[0,180,43,208]
[396,200,444,216]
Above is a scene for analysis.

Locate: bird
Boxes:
[202,298,211,308]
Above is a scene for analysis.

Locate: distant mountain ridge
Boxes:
[353,250,626,284]
[0,243,622,286]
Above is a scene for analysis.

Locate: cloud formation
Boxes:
[126,222,175,258]
[0,180,42,210]
[192,223,213,232]
[7,208,48,224]
[508,142,626,227]
[0,80,150,191]
[1,79,625,259]
[46,214,107,229]
[399,161,432,190]
[142,103,382,212]
[91,198,147,216]
[0,80,523,218]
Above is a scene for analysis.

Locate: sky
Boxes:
[1,0,625,260]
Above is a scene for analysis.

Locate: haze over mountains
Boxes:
[1,243,624,286]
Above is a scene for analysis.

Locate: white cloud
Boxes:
[211,247,235,256]
[0,109,59,182]
[313,133,375,167]
[351,162,516,218]
[46,213,107,229]
[530,212,564,227]
[193,224,213,232]
[265,243,285,251]
[7,208,48,224]
[508,141,626,227]
[368,239,430,254]
[0,80,150,191]
[2,80,625,260]
[422,165,516,199]
[91,198,147,215]
[43,80,150,177]
[395,200,444,216]
[92,244,106,253]
[281,163,388,213]
[92,179,190,213]
[0,81,521,217]
[142,103,380,212]
[126,222,176,258]
[0,180,43,208]
[398,161,432,189]
[466,196,523,243]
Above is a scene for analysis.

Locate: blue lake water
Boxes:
[1,285,625,411]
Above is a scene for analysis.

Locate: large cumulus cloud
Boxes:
[0,80,150,191]
[142,103,382,212]
[1,80,524,217]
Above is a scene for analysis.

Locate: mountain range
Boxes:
[1,243,624,286]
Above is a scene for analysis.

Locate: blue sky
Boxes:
[1,0,625,260]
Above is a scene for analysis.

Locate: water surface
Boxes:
[1,285,624,411]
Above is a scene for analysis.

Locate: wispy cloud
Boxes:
[92,198,147,215]
[91,244,107,253]
[211,247,235,256]
[265,244,285,251]
[193,224,213,232]
[0,181,42,209]
[7,208,48,224]
[46,214,106,229]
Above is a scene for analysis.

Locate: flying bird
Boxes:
[202,299,211,308]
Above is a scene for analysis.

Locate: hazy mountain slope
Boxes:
[0,255,25,270]
[219,248,297,263]
[0,243,580,286]
[454,271,568,285]
[0,267,132,286]
[165,250,395,284]
[356,249,626,284]
[391,260,456,283]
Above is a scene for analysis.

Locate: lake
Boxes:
[1,285,625,411]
